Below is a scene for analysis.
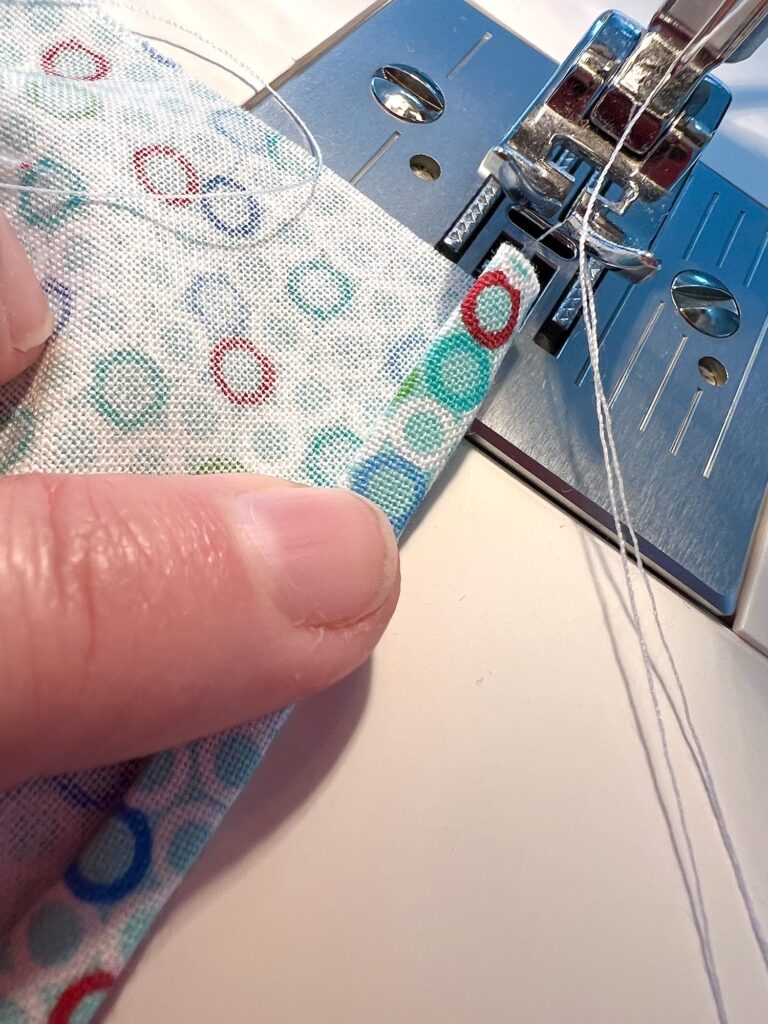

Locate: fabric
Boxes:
[0,2,539,1019]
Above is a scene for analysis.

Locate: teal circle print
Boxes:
[120,907,159,962]
[0,408,33,472]
[305,425,363,486]
[406,410,443,452]
[287,258,354,320]
[92,349,168,431]
[19,157,85,229]
[351,450,428,534]
[0,999,26,1024]
[214,732,262,788]
[388,397,455,468]
[424,329,492,413]
[27,901,83,967]
[167,821,212,874]
[135,750,174,792]
[75,814,139,888]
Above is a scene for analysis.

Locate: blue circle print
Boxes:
[201,176,261,237]
[41,278,73,337]
[351,450,428,533]
[54,762,140,811]
[64,805,152,904]
[185,272,251,336]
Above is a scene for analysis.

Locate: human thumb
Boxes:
[0,473,399,787]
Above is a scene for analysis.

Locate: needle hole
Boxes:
[410,154,441,181]
[698,356,728,386]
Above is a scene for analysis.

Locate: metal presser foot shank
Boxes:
[254,0,768,617]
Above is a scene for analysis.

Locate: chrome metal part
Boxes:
[254,0,768,615]
[483,1,768,277]
[671,269,740,337]
[656,0,768,65]
[481,10,732,276]
[589,0,768,155]
[551,259,601,332]
[443,178,501,253]
[370,64,445,123]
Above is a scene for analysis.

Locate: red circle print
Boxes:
[460,270,521,349]
[48,970,115,1024]
[41,39,111,81]
[132,145,200,206]
[211,338,277,406]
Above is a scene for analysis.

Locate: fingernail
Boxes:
[229,487,399,628]
[0,211,54,353]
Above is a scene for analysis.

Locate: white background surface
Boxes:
[108,2,768,1022]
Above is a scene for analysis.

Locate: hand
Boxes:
[0,211,400,789]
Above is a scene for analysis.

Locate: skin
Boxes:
[0,211,400,789]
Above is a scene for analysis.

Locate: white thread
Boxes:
[578,6,768,1017]
[599,7,768,976]
[578,116,728,1020]
[0,0,325,201]
[607,8,768,977]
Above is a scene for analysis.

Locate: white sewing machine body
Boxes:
[110,1,768,1020]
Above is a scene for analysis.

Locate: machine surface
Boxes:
[110,2,768,1022]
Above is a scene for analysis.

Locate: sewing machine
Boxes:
[110,2,768,1021]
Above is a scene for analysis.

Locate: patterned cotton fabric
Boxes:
[0,2,539,1020]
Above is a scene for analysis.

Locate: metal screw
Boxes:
[671,270,740,338]
[370,65,445,124]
